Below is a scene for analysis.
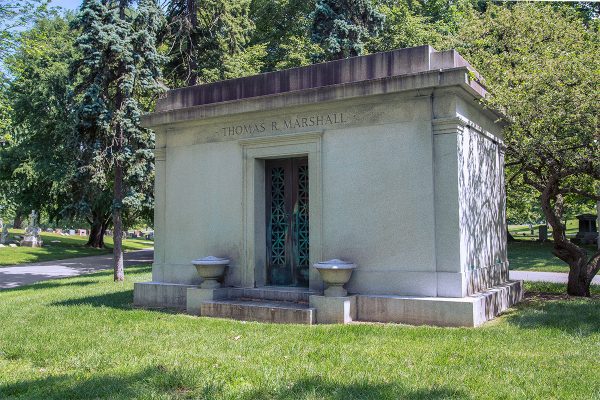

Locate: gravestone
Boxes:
[538,225,548,242]
[573,214,598,245]
[20,210,43,248]
[0,219,6,244]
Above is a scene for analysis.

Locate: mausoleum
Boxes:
[134,45,522,326]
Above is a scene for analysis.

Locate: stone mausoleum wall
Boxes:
[135,45,521,325]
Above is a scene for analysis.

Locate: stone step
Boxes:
[228,287,318,303]
[200,299,315,324]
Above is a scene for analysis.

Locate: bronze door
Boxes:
[265,157,309,287]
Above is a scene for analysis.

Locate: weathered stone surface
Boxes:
[133,282,197,310]
[356,280,522,327]
[200,299,315,324]
[186,287,229,315]
[154,46,479,113]
[309,295,357,324]
[228,287,316,303]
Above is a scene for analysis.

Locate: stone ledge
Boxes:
[356,280,522,327]
[155,46,478,112]
[200,299,315,324]
[133,282,198,310]
[309,295,357,324]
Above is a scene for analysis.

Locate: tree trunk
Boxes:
[112,0,126,282]
[113,159,124,281]
[86,210,110,248]
[87,219,105,248]
[566,258,590,297]
[507,229,516,242]
[540,184,597,296]
[185,0,198,86]
[13,212,23,229]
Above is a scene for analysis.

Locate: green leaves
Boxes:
[456,3,599,201]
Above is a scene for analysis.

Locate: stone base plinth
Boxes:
[134,281,522,326]
[309,295,357,324]
[133,282,198,310]
[357,280,522,327]
[186,287,229,315]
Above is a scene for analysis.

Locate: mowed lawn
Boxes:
[0,266,599,399]
[0,230,153,266]
[507,240,598,272]
[507,219,599,272]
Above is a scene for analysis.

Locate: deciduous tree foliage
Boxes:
[0,16,75,227]
[455,3,600,296]
[310,0,384,61]
[71,0,164,280]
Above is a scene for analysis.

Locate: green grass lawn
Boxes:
[0,267,599,399]
[508,219,580,241]
[507,240,598,272]
[0,230,153,266]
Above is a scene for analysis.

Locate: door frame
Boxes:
[239,131,323,290]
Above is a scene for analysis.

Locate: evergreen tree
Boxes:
[310,0,384,61]
[164,0,261,86]
[71,0,164,280]
[164,0,200,86]
[249,0,320,71]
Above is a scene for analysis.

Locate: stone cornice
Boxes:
[142,68,491,129]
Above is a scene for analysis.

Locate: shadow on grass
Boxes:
[0,367,468,400]
[506,298,600,336]
[241,377,468,400]
[1,279,100,293]
[0,265,152,294]
[47,265,156,311]
[51,289,136,310]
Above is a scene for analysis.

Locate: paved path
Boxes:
[510,270,600,285]
[2,251,597,290]
[0,249,153,289]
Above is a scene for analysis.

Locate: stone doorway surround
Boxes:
[239,132,323,291]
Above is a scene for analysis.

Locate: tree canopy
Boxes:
[454,3,600,295]
[310,0,384,61]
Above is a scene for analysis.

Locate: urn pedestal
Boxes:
[314,259,356,297]
[192,256,230,289]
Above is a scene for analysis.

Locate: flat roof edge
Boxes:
[142,67,490,129]
[154,46,482,113]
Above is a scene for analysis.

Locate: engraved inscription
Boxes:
[219,112,347,137]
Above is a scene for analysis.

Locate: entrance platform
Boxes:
[133,280,522,327]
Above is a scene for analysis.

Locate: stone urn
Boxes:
[192,256,230,289]
[314,259,357,297]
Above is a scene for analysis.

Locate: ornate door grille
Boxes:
[265,158,309,286]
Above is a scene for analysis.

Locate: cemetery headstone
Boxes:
[20,210,43,247]
[538,225,548,242]
[0,219,7,244]
[572,214,598,245]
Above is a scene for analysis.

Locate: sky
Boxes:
[50,0,81,11]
